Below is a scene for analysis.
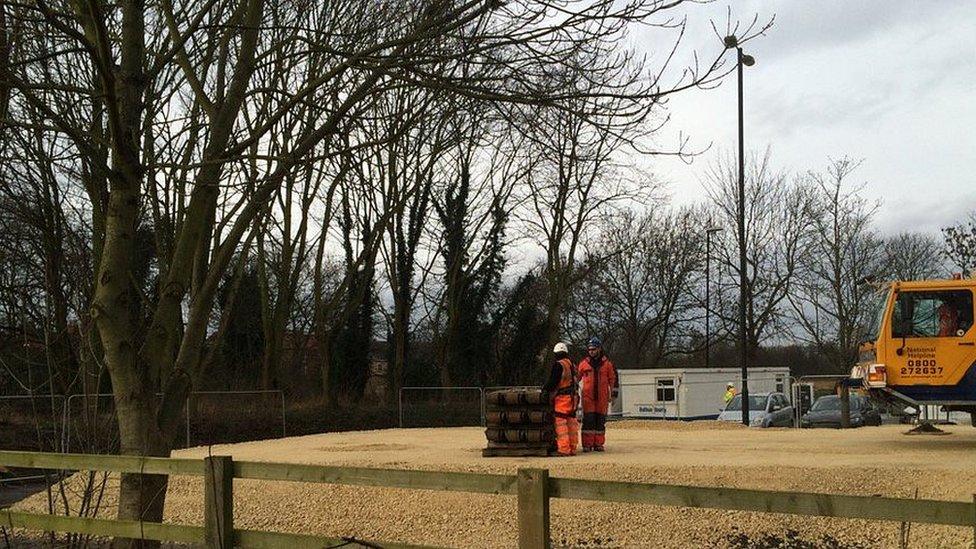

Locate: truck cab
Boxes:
[850,278,976,423]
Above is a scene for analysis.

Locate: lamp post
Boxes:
[704,226,723,370]
[724,35,755,426]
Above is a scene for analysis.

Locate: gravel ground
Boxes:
[12,421,976,548]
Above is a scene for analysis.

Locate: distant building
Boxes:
[611,367,792,420]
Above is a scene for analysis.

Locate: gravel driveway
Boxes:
[14,421,976,548]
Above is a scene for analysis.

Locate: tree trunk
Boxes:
[261,327,282,390]
[115,396,167,531]
[439,308,457,387]
[544,280,563,361]
[93,152,156,549]
[318,330,335,408]
[391,303,408,403]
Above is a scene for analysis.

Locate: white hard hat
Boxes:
[727,382,735,388]
[553,342,569,354]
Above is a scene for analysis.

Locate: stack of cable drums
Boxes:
[482,388,552,457]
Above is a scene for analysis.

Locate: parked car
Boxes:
[800,394,883,428]
[717,392,794,427]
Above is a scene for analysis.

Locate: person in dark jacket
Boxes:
[543,342,579,456]
[578,337,617,452]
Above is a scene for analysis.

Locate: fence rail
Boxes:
[0,450,974,548]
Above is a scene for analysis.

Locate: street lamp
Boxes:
[725,35,755,426]
[704,226,723,370]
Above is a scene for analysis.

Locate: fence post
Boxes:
[204,455,234,548]
[517,468,550,549]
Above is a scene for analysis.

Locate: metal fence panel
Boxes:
[186,390,286,447]
[61,390,286,452]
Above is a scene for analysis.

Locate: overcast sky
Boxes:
[640,1,975,236]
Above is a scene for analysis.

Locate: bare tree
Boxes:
[432,114,522,387]
[942,213,976,275]
[566,206,705,368]
[515,11,771,358]
[254,155,326,390]
[519,82,657,356]
[1,0,768,539]
[884,231,945,281]
[0,115,82,396]
[705,148,810,357]
[789,158,886,374]
[374,87,453,398]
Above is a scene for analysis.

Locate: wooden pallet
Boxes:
[485,441,551,449]
[482,441,551,457]
[482,446,550,457]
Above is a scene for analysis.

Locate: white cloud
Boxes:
[635,0,976,235]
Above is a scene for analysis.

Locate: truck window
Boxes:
[869,288,888,339]
[892,290,974,338]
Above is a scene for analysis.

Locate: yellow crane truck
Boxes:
[850,277,976,425]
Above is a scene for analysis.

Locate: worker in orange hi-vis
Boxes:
[938,297,960,337]
[542,342,579,456]
[578,337,617,452]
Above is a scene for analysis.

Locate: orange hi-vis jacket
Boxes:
[553,357,579,418]
[579,354,617,414]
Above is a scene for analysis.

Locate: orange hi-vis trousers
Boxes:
[553,393,578,456]
[554,416,579,455]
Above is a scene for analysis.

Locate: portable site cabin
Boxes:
[610,367,792,420]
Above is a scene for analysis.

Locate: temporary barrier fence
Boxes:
[62,390,286,452]
[398,386,571,429]
[186,390,287,446]
[0,395,66,485]
[0,394,65,440]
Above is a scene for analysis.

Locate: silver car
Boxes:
[718,392,794,427]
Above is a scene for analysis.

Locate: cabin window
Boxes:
[775,375,785,394]
[656,378,676,402]
[892,290,974,338]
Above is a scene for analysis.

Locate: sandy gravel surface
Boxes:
[15,421,976,548]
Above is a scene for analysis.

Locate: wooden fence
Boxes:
[1,450,974,548]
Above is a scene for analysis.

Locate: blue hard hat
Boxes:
[587,337,602,349]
